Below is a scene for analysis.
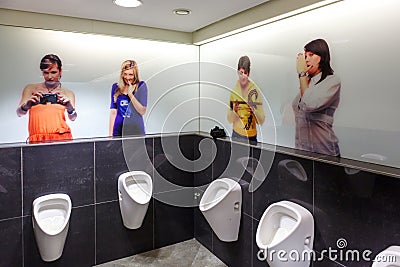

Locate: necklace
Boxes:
[44,81,61,93]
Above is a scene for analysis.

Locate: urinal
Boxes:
[256,200,314,267]
[118,171,152,229]
[372,246,400,267]
[278,160,307,182]
[199,178,242,242]
[32,193,72,262]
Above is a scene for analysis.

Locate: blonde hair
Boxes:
[114,60,140,101]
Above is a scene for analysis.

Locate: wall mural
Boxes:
[0,25,199,144]
[199,0,400,168]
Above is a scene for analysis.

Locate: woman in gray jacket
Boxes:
[292,38,341,156]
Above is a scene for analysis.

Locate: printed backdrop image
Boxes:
[199,0,400,168]
[0,25,198,144]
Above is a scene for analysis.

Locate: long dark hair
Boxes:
[304,39,334,84]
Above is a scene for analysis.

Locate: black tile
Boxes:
[153,136,194,193]
[311,253,346,267]
[95,138,153,202]
[0,218,22,267]
[252,151,313,221]
[23,143,94,215]
[153,195,194,249]
[194,206,213,253]
[211,139,229,180]
[24,205,95,267]
[179,134,195,161]
[213,140,252,183]
[211,213,253,267]
[95,139,127,169]
[0,147,21,220]
[154,187,195,208]
[194,187,213,252]
[193,136,214,188]
[95,200,153,265]
[314,162,400,266]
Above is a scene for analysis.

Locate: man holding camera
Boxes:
[17,54,77,143]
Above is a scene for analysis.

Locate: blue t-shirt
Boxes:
[110,81,148,136]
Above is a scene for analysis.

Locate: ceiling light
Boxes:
[173,9,191,15]
[113,0,142,8]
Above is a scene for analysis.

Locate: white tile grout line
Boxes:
[152,138,155,250]
[93,142,97,265]
[20,147,25,267]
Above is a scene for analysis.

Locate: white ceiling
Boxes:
[0,0,270,32]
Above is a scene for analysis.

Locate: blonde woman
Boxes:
[109,60,148,136]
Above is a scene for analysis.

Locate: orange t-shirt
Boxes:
[28,104,72,143]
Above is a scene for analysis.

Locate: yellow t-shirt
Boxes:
[228,80,264,137]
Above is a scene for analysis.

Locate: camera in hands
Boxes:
[40,94,58,104]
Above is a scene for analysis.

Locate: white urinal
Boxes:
[118,171,152,229]
[256,200,314,267]
[372,246,400,267]
[32,193,72,262]
[199,178,242,242]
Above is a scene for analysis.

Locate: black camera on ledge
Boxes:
[40,94,58,104]
[210,126,226,139]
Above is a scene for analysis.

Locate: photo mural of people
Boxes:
[109,60,148,137]
[227,56,265,143]
[16,54,77,143]
[292,39,341,156]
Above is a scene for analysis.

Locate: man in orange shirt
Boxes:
[16,54,77,143]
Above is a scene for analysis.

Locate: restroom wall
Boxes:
[1,134,400,267]
[193,135,400,267]
[0,135,195,267]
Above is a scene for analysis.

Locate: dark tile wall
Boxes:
[95,201,153,264]
[23,142,95,215]
[0,218,22,267]
[21,142,96,267]
[314,162,400,267]
[23,206,95,267]
[0,147,21,220]
[0,135,196,267]
[193,138,315,267]
[193,136,400,267]
[94,138,155,265]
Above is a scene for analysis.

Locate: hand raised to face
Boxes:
[296,53,309,74]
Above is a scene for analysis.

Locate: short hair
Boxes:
[40,54,62,71]
[237,56,251,74]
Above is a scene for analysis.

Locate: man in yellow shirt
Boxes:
[227,56,265,143]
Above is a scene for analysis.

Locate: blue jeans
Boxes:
[232,131,257,143]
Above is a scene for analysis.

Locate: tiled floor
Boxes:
[94,239,227,267]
